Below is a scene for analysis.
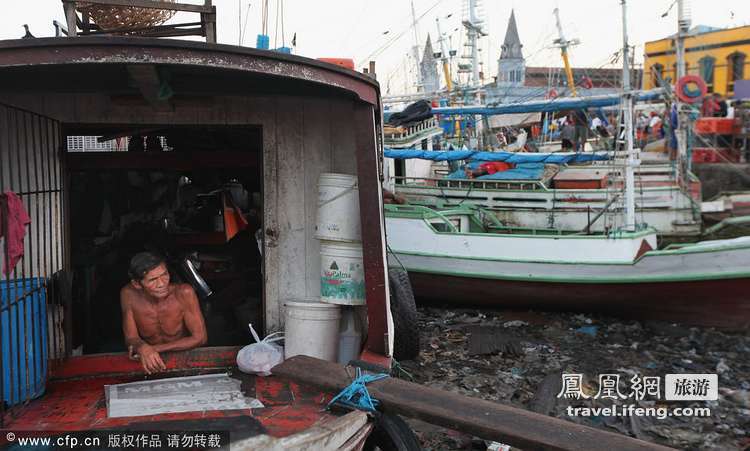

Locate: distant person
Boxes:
[591,115,609,138]
[121,252,207,374]
[714,93,728,118]
[464,161,514,178]
[572,109,589,151]
[647,112,663,140]
[701,95,719,117]
[561,114,576,150]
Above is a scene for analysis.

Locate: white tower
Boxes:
[497,9,525,88]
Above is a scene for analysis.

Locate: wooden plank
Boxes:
[274,96,305,320]
[260,100,281,334]
[65,150,259,170]
[273,356,676,451]
[331,100,357,174]
[302,98,332,299]
[233,411,369,451]
[352,103,391,357]
[50,346,240,380]
[62,0,213,14]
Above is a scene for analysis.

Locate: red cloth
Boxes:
[701,97,718,117]
[479,162,513,174]
[0,191,31,275]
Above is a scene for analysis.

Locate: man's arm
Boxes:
[153,285,208,353]
[120,287,166,374]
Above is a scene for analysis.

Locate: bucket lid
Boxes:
[318,173,358,186]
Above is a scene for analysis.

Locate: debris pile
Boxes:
[400,308,750,450]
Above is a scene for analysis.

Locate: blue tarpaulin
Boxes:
[431,89,665,116]
[445,162,546,180]
[384,148,609,164]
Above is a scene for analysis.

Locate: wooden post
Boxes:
[63,1,77,37]
[353,103,390,357]
[204,0,216,43]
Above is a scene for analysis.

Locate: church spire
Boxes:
[500,9,523,60]
[420,34,439,92]
[422,34,435,63]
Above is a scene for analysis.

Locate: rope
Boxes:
[327,368,389,412]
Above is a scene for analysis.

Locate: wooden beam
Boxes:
[62,0,213,13]
[203,7,217,44]
[272,356,677,451]
[66,150,260,171]
[353,103,390,357]
[232,411,370,451]
[63,1,78,37]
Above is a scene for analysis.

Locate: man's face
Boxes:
[135,263,170,299]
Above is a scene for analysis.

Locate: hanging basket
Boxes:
[77,1,177,32]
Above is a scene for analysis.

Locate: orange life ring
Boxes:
[675,75,706,104]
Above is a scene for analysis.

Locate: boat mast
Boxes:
[411,0,423,92]
[621,0,638,231]
[675,0,691,179]
[553,8,579,97]
[436,17,453,92]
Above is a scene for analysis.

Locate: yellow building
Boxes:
[643,24,750,97]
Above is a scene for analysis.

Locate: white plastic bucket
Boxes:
[284,300,341,362]
[320,241,366,306]
[315,173,361,242]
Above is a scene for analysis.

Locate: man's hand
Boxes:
[136,344,167,374]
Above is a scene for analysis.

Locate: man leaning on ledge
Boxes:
[120,252,208,374]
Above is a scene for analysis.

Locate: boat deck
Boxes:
[1,347,337,439]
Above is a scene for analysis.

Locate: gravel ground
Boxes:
[398,307,750,451]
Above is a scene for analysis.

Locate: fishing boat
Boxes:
[384,0,750,329]
[385,203,750,328]
[385,148,702,240]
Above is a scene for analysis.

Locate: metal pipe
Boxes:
[621,0,637,231]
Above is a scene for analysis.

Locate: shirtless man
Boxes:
[120,252,208,374]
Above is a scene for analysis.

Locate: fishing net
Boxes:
[76,1,177,32]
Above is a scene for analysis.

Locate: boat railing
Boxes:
[383,117,442,146]
[392,175,549,192]
[384,204,464,233]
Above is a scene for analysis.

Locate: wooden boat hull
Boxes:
[385,207,750,328]
[403,269,750,329]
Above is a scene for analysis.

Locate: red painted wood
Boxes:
[408,272,750,329]
[354,103,389,357]
[50,347,241,380]
[4,354,339,439]
[359,349,392,369]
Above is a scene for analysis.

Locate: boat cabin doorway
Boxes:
[64,124,264,354]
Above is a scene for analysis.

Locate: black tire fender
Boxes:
[363,412,422,451]
[388,267,419,361]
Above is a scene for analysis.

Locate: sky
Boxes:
[1,0,749,95]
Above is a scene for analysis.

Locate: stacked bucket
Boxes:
[284,173,364,363]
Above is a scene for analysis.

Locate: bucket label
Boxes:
[321,259,365,302]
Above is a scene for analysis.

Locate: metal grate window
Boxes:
[0,103,66,423]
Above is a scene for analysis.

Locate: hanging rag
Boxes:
[0,191,31,275]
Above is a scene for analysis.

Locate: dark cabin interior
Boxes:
[64,124,264,353]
